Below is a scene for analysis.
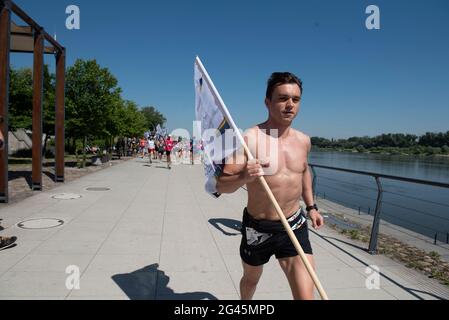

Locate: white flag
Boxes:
[156,124,168,140]
[156,124,162,136]
[194,57,241,197]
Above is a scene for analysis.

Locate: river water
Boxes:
[309,151,449,242]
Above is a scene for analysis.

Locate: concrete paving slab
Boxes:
[0,270,70,297]
[0,159,448,300]
[85,254,160,274]
[8,254,92,273]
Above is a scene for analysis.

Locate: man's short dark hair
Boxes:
[266,72,303,100]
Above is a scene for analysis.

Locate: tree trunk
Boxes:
[82,136,87,168]
[111,136,114,157]
[123,137,127,157]
[110,136,113,158]
[71,137,76,155]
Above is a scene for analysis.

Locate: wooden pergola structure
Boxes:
[0,0,65,203]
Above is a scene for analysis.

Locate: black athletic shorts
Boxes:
[240,207,313,266]
[166,151,171,156]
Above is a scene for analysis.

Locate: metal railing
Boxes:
[309,163,449,254]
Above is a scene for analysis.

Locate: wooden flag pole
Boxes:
[195,57,329,300]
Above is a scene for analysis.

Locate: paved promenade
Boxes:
[0,158,448,300]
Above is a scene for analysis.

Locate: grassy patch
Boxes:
[429,251,441,259]
[326,212,449,287]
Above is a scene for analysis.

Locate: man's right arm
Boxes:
[216,128,268,194]
[216,157,268,194]
[216,171,247,194]
[216,148,248,194]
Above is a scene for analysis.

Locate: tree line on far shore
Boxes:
[9,59,166,165]
[311,132,449,155]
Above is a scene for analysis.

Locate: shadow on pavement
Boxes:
[0,243,17,251]
[321,235,368,252]
[112,263,218,300]
[7,170,57,188]
[43,171,56,181]
[7,171,33,188]
[209,218,242,236]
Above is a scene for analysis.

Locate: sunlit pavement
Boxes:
[0,158,448,300]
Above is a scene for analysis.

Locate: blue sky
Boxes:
[10,0,449,139]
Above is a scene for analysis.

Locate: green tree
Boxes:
[104,99,146,155]
[140,106,166,132]
[9,67,32,130]
[119,100,147,138]
[311,137,332,148]
[9,65,56,157]
[65,59,122,167]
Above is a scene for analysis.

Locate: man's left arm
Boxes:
[302,136,324,230]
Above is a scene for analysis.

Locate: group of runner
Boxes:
[138,135,174,168]
[137,135,204,169]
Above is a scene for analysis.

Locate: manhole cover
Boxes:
[52,193,82,200]
[85,187,111,191]
[17,218,64,230]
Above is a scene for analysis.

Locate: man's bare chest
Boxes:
[251,134,307,175]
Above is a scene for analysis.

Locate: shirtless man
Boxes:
[216,72,324,300]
